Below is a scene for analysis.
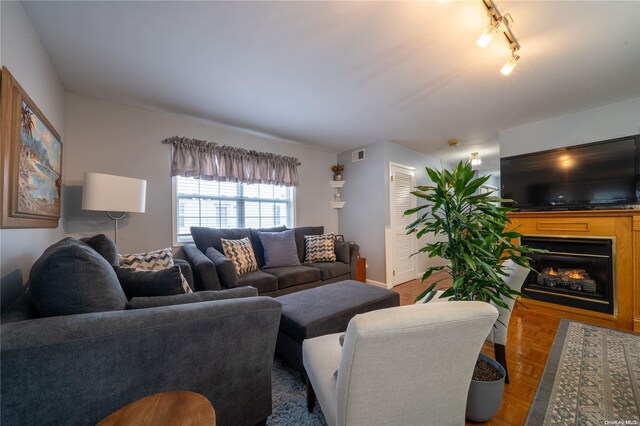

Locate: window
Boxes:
[174,176,294,243]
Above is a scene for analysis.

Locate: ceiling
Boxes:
[23,1,640,169]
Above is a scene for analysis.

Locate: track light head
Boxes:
[477,23,498,48]
[500,54,520,75]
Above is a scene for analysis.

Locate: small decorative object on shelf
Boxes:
[331,164,344,181]
[334,193,341,202]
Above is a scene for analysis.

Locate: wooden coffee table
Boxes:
[98,391,215,425]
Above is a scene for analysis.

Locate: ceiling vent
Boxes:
[352,149,365,162]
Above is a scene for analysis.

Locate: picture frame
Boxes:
[335,234,345,242]
[1,67,62,228]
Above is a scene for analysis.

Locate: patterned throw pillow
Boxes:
[119,248,173,270]
[119,247,192,294]
[221,237,258,277]
[304,233,337,263]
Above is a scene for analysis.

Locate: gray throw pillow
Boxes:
[114,265,187,299]
[258,229,301,269]
[29,238,128,317]
[80,234,119,266]
[334,241,350,264]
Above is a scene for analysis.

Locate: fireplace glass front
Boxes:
[521,236,614,314]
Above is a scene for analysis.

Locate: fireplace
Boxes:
[521,236,614,314]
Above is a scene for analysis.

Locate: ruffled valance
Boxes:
[162,136,301,187]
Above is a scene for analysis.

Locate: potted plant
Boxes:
[331,164,344,181]
[405,161,541,422]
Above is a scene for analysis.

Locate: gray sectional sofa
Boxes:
[183,226,360,297]
[0,237,282,426]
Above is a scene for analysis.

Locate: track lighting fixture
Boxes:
[477,0,521,75]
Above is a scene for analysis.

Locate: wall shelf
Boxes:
[330,180,345,208]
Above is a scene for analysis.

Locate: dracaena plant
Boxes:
[405,161,542,308]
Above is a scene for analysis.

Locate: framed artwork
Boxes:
[335,234,345,242]
[1,67,62,228]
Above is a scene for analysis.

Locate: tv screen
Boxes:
[501,136,640,211]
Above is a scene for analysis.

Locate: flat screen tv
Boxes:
[501,135,640,211]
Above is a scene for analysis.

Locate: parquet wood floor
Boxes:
[392,272,562,426]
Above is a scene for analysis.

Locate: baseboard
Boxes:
[366,279,394,289]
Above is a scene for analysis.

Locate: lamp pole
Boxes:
[106,211,127,244]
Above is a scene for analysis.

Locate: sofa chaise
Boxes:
[0,237,282,426]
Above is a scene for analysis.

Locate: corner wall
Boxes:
[337,141,387,283]
[64,94,338,254]
[338,141,446,284]
[0,1,67,283]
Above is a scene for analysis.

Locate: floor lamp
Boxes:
[82,173,147,244]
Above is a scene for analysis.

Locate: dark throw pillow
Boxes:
[29,238,128,317]
[334,240,350,264]
[115,265,187,299]
[119,247,192,294]
[258,229,301,269]
[80,234,119,266]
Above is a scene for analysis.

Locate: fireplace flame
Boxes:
[567,270,585,279]
[541,267,588,280]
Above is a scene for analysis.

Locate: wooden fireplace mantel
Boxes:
[508,209,640,332]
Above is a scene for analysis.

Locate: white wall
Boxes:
[64,94,338,254]
[338,141,446,284]
[0,1,67,283]
[499,97,640,157]
[337,141,387,283]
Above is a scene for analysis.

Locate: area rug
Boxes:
[267,358,327,426]
[526,319,640,425]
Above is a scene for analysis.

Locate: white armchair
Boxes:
[302,301,499,426]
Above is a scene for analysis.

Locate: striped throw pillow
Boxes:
[304,233,336,263]
[119,247,192,294]
[221,237,258,276]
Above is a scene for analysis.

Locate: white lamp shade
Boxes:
[82,173,146,213]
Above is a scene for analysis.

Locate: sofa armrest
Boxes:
[1,297,282,426]
[182,244,221,291]
[206,247,239,289]
[348,242,360,279]
[127,287,258,309]
[173,258,194,291]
